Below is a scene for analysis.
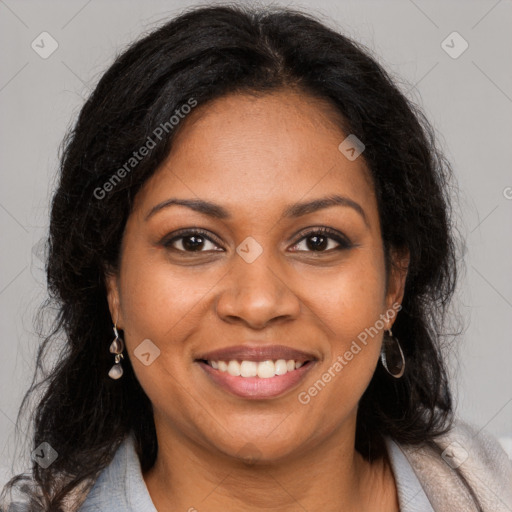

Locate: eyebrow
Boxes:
[145,194,368,225]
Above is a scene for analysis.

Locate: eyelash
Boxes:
[162,227,353,254]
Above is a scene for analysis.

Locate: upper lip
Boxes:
[196,344,318,363]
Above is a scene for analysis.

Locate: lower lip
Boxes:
[197,361,315,400]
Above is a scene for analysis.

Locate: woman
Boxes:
[1,4,510,511]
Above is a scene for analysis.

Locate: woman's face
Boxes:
[107,89,407,462]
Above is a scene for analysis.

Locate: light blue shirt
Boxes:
[76,432,434,511]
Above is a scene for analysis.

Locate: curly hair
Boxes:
[1,3,459,510]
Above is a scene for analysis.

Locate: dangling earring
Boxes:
[108,323,125,380]
[380,328,405,378]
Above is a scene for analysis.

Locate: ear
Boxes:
[384,246,410,328]
[105,269,123,329]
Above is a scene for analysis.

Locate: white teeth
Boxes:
[227,360,241,376]
[240,360,257,377]
[257,360,275,379]
[274,359,288,375]
[207,358,308,378]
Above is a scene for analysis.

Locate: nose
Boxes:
[215,249,301,330]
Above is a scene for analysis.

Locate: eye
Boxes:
[290,227,352,253]
[162,229,223,253]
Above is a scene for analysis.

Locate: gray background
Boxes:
[1,0,511,485]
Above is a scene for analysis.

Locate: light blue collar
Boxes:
[78,432,157,511]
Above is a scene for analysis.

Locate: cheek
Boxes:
[119,247,215,344]
[304,248,387,347]
[117,256,207,420]
[332,264,386,350]
[298,248,387,406]
[116,250,219,402]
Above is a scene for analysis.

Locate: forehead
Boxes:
[132,90,377,222]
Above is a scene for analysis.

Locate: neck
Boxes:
[142,417,399,512]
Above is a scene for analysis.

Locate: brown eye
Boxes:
[163,229,223,253]
[290,228,352,253]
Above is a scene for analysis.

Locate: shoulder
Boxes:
[77,433,156,512]
[2,435,151,512]
[397,418,512,512]
[0,474,95,512]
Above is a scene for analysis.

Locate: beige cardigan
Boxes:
[400,419,512,511]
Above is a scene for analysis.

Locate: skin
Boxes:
[106,89,409,512]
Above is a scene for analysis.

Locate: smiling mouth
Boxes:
[195,358,316,399]
[197,358,312,378]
